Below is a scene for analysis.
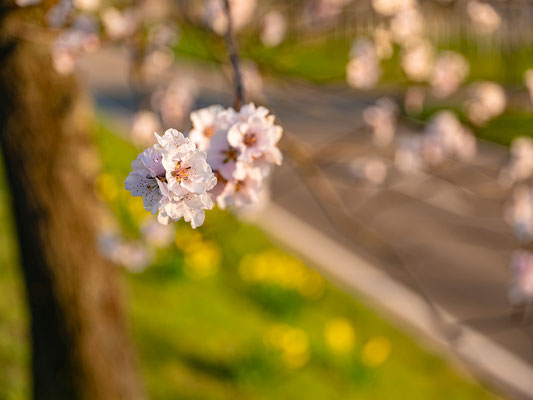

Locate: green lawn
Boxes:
[0,119,497,399]
[175,24,533,86]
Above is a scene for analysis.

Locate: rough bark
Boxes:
[0,4,145,400]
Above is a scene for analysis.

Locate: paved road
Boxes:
[80,51,533,398]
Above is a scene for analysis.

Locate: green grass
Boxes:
[0,119,496,399]
[175,24,533,86]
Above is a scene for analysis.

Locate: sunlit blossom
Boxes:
[464,81,506,125]
[261,10,287,47]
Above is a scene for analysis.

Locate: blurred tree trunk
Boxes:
[0,4,145,400]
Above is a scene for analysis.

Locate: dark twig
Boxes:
[222,0,245,110]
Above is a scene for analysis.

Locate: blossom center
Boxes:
[243,132,257,147]
[171,161,191,182]
[222,147,238,163]
[203,125,215,138]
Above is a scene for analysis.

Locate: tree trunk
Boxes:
[0,4,145,400]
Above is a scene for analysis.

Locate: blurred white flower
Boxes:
[373,26,393,60]
[116,242,152,272]
[151,79,197,128]
[466,0,501,34]
[464,81,506,125]
[390,8,424,46]
[346,39,381,89]
[141,217,176,248]
[363,97,398,147]
[508,249,533,306]
[98,230,152,272]
[504,185,533,242]
[131,111,162,148]
[395,135,424,172]
[430,51,469,98]
[46,0,74,28]
[349,158,388,185]
[261,10,287,47]
[101,7,138,40]
[144,48,175,76]
[401,40,434,82]
[422,111,476,164]
[73,0,99,12]
[205,0,257,35]
[51,15,100,75]
[371,0,415,17]
[500,137,533,185]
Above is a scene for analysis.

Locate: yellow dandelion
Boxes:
[361,337,391,367]
[184,240,221,279]
[324,317,356,355]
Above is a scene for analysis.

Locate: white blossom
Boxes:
[205,0,256,35]
[500,137,533,185]
[141,217,176,248]
[73,0,99,12]
[188,105,226,151]
[363,98,398,147]
[46,0,74,28]
[101,7,138,40]
[373,26,393,60]
[349,158,388,185]
[466,0,501,34]
[422,111,476,163]
[505,185,533,242]
[151,79,197,128]
[346,39,381,89]
[371,0,415,17]
[158,189,214,229]
[261,11,287,47]
[395,136,424,172]
[227,115,282,166]
[217,174,261,209]
[51,15,100,75]
[124,147,166,214]
[401,40,434,82]
[390,8,424,46]
[159,129,217,196]
[125,104,283,227]
[430,51,469,98]
[464,81,506,125]
[131,110,161,148]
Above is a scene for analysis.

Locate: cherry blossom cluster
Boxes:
[17,0,178,76]
[125,103,283,228]
[125,128,217,229]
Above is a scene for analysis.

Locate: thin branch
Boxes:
[221,0,245,110]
